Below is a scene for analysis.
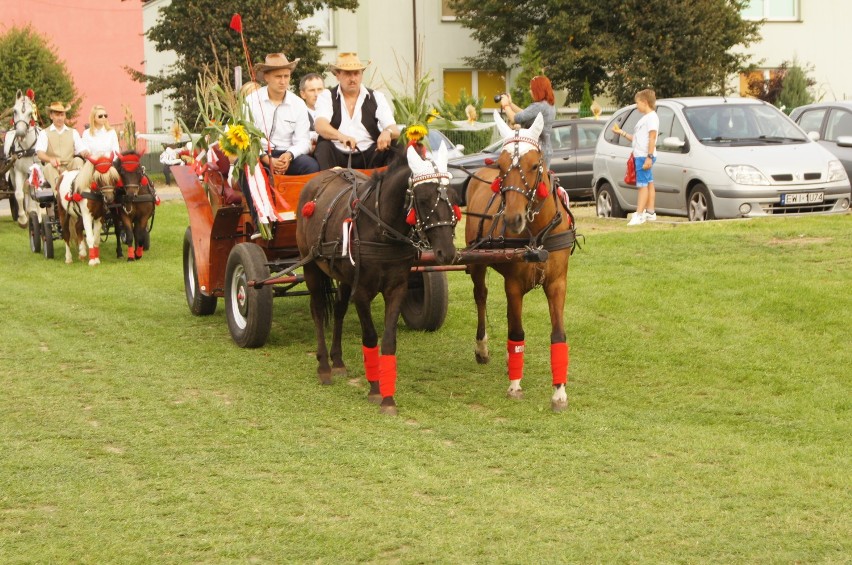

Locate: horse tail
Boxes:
[319,270,335,328]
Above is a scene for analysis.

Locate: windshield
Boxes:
[683,103,808,146]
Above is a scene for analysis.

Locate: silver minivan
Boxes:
[593,97,852,220]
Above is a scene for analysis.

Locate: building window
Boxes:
[739,68,784,97]
[153,104,162,132]
[441,0,457,21]
[444,70,506,108]
[742,0,799,21]
[301,7,334,46]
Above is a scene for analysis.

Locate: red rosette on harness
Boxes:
[536,181,548,199]
[301,201,316,218]
[490,177,501,193]
[406,208,416,225]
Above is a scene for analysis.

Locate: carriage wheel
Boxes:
[41,216,54,259]
[401,271,449,332]
[28,211,41,253]
[9,195,20,224]
[225,243,273,348]
[182,226,217,316]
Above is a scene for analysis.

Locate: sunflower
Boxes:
[405,123,428,143]
[226,124,251,151]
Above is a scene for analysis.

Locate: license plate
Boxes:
[780,192,824,205]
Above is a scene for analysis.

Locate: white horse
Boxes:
[3,90,40,228]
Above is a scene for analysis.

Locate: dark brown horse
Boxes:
[464,112,576,412]
[115,151,157,261]
[296,144,459,415]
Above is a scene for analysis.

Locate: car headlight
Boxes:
[828,160,848,182]
[725,165,770,185]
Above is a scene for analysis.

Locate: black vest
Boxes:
[328,87,381,142]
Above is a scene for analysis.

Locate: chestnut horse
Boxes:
[296,144,459,415]
[115,151,157,261]
[464,112,576,412]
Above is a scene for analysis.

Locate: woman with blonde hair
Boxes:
[76,105,121,190]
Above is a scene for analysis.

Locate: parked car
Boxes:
[592,97,852,220]
[789,101,852,181]
[448,118,605,204]
[425,129,465,161]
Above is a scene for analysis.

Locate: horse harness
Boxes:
[467,132,577,256]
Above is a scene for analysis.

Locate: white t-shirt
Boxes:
[314,85,396,153]
[82,127,120,157]
[632,111,659,158]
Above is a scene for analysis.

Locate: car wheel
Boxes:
[596,182,626,218]
[688,183,715,221]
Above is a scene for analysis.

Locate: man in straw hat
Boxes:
[314,52,400,169]
[34,101,90,190]
[244,53,318,177]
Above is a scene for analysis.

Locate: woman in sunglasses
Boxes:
[76,105,121,191]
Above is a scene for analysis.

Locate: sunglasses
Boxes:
[97,114,108,118]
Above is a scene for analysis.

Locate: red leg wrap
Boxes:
[362,345,380,383]
[379,355,397,398]
[507,339,525,381]
[135,246,144,258]
[550,342,569,386]
[127,246,136,259]
[89,247,99,260]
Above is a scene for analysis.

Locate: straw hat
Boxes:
[328,52,371,72]
[47,101,71,113]
[254,53,300,80]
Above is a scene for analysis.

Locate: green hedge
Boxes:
[438,128,496,154]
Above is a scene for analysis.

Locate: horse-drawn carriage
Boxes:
[179,112,576,413]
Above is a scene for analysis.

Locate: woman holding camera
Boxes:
[499,75,556,169]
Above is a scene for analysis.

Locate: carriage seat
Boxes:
[203,144,244,210]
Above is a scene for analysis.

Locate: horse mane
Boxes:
[93,164,120,187]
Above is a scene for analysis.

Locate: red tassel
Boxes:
[536,181,548,199]
[72,193,83,202]
[484,158,494,166]
[115,179,123,188]
[90,182,98,190]
[64,194,71,202]
[453,204,462,221]
[491,178,501,193]
[301,201,316,218]
[406,208,416,225]
[26,88,34,100]
[155,196,161,206]
[229,13,243,33]
[141,177,149,186]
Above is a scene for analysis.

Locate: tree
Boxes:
[775,62,815,113]
[130,0,358,127]
[508,34,543,109]
[448,0,761,106]
[578,79,593,117]
[0,25,81,125]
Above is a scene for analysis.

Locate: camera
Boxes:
[493,93,506,104]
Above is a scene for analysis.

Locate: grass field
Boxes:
[0,201,849,563]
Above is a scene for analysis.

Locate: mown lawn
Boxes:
[0,202,849,563]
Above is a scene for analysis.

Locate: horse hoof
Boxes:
[332,366,348,378]
[379,397,398,416]
[65,259,73,265]
[506,389,524,400]
[367,393,382,404]
[551,398,568,413]
[317,372,333,386]
[475,353,490,365]
[126,257,136,262]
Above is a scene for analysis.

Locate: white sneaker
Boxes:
[627,212,646,226]
[644,211,657,221]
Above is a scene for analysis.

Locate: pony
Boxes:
[54,168,86,264]
[296,143,460,415]
[3,90,40,228]
[115,151,158,261]
[463,112,577,412]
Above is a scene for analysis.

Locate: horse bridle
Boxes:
[405,164,457,244]
[10,101,38,157]
[493,133,548,222]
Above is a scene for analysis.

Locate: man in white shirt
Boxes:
[245,53,318,176]
[314,53,400,169]
[34,101,90,189]
[159,144,183,185]
[299,72,325,153]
